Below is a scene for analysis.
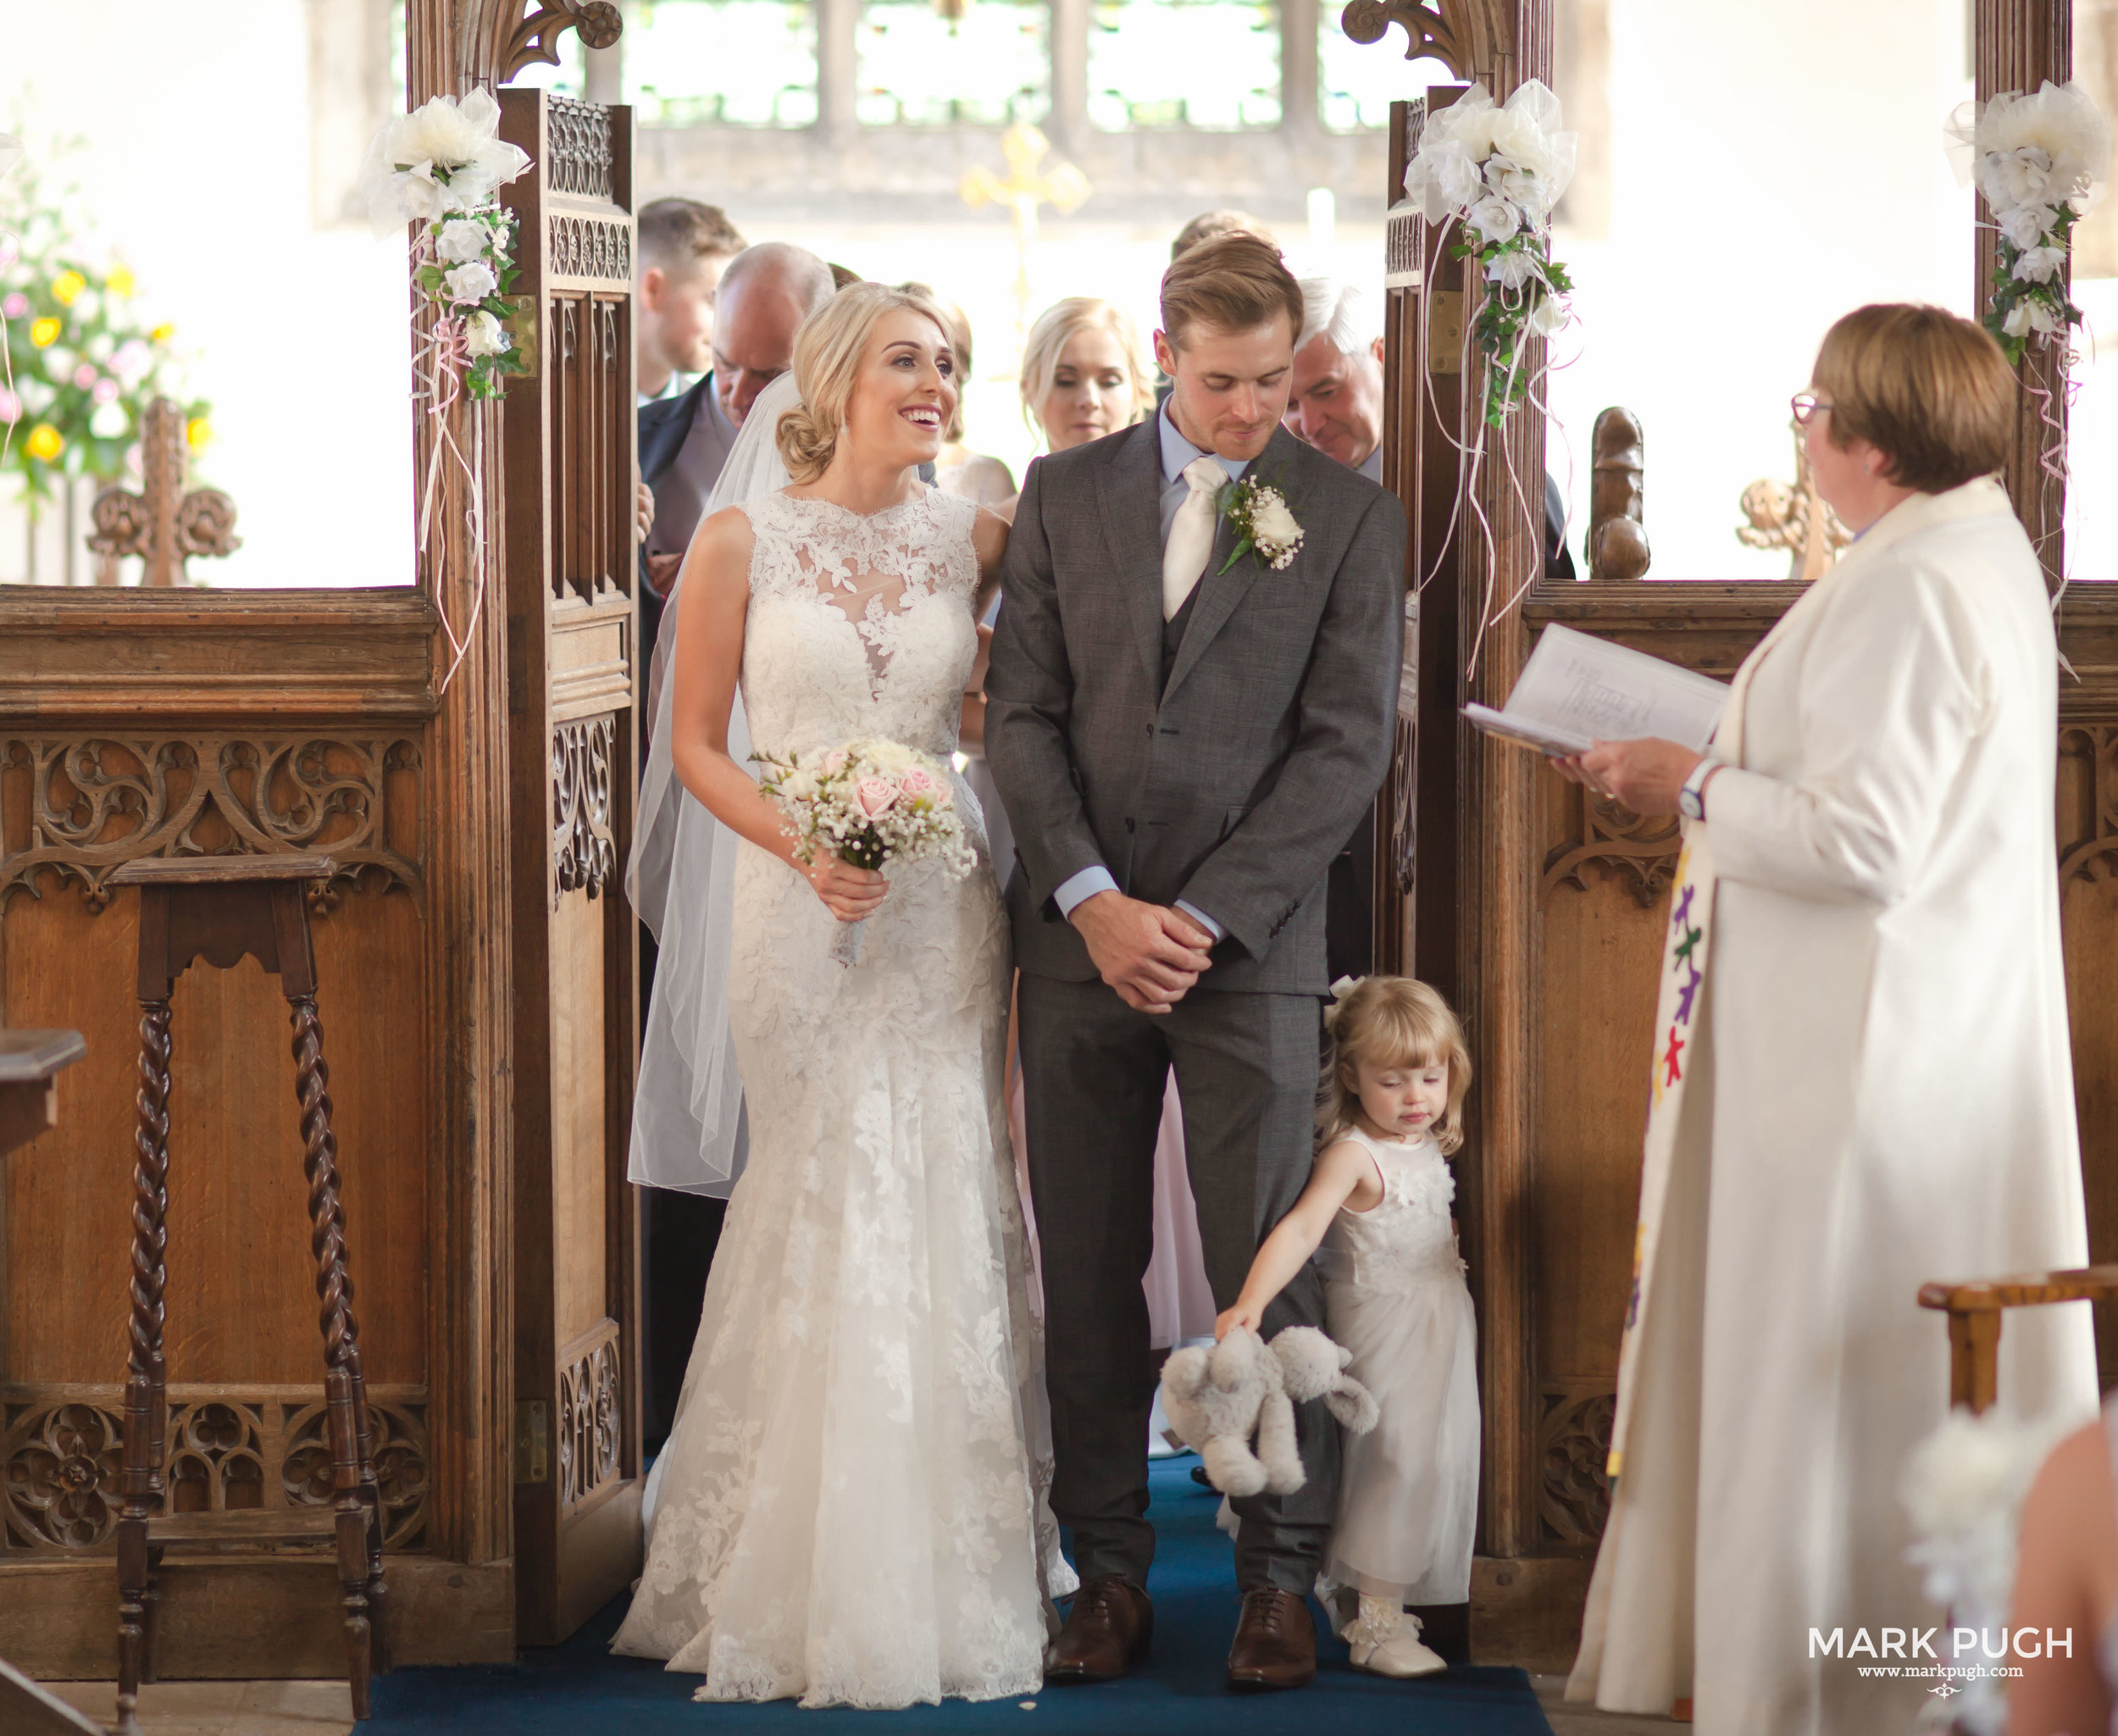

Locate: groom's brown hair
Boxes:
[1159,231,1304,352]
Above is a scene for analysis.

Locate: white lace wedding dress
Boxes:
[610,485,1067,1708]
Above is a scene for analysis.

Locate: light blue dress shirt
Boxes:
[1051,402,1250,941]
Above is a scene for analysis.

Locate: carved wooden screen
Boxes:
[496,86,641,1647]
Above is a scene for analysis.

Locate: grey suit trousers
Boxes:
[1017,973,1338,1595]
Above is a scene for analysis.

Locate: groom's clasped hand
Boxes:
[1069,888,1216,1013]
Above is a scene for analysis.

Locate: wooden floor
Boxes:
[40,1682,354,1736]
[1533,1674,1683,1733]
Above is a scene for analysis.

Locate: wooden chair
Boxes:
[105,856,386,1734]
[1918,1265,2118,1414]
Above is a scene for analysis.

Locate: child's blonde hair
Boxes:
[1318,976,1472,1155]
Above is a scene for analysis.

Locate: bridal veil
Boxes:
[625,369,801,1197]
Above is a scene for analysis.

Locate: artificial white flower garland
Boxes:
[358,89,534,692]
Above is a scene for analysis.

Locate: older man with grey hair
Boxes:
[1289,275,1387,482]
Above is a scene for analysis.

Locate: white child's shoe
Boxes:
[1345,1595,1448,1679]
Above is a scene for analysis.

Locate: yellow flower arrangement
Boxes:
[50,269,85,306]
[25,424,62,461]
[29,315,58,346]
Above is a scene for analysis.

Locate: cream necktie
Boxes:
[1162,455,1224,620]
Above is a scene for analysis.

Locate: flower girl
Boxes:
[1217,975,1479,1678]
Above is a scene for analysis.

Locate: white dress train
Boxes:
[611,486,1067,1708]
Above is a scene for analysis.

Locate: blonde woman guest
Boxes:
[612,283,1067,1706]
[1562,303,2098,1735]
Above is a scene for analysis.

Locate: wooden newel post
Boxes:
[1975,0,2072,589]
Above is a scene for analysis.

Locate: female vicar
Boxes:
[1558,302,2098,1736]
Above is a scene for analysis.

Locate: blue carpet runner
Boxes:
[368,1458,1553,1733]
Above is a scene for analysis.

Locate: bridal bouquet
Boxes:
[757,738,975,965]
[1401,80,1577,426]
[1947,80,2112,363]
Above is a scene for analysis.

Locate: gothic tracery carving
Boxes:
[1539,1384,1616,1546]
[502,0,622,83]
[2,1390,429,1551]
[2060,725,2118,885]
[0,735,423,912]
[1542,785,1682,907]
[552,715,616,901]
[1339,0,1477,79]
[546,96,614,201]
[557,1335,620,1509]
[549,215,631,282]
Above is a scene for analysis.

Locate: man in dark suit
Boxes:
[985,233,1405,1693]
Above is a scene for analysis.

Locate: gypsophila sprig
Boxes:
[1401,80,1577,426]
[757,738,976,966]
[1215,475,1304,574]
[1947,80,2111,363]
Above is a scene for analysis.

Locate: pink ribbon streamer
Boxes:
[408,232,488,697]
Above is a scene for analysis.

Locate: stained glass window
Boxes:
[625,0,821,128]
[1319,19,1445,133]
[1088,0,1281,131]
[857,0,1049,127]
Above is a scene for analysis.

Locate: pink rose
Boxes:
[900,767,939,799]
[823,749,849,775]
[855,775,900,818]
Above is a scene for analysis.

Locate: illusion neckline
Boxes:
[773,485,938,525]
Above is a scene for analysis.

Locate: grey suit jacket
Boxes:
[984,419,1406,995]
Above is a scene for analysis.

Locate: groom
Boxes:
[985,233,1405,1691]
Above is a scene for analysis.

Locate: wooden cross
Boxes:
[86,397,241,588]
[959,124,1090,343]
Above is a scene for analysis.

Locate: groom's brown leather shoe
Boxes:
[1045,1578,1153,1683]
[1226,1588,1317,1691]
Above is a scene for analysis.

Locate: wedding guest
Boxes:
[641,241,835,607]
[1561,303,2098,1735]
[1290,276,1385,482]
[898,285,1015,506]
[1170,208,1275,261]
[1218,976,1477,1679]
[636,198,746,405]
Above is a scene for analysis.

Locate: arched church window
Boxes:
[1088,0,1282,130]
[624,0,822,127]
[857,0,1050,126]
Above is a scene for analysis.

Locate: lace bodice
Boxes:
[739,488,982,763]
[1319,1128,1466,1291]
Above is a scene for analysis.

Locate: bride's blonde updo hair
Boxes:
[774,280,957,485]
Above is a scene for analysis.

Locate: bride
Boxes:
[612,283,1062,1706]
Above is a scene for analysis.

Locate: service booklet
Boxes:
[1463,623,1729,757]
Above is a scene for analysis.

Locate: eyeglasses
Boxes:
[1790,392,1832,427]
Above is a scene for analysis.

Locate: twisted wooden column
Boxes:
[115,996,172,1733]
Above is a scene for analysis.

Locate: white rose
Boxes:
[436,218,490,263]
[1998,202,2056,249]
[1251,496,1300,546]
[1527,293,1569,337]
[1467,194,1521,246]
[464,309,508,358]
[866,740,918,774]
[1486,246,1541,291]
[2012,244,2068,283]
[90,401,130,439]
[391,89,502,171]
[1411,139,1486,217]
[2002,299,2059,337]
[779,768,818,800]
[1982,145,2057,210]
[444,260,498,304]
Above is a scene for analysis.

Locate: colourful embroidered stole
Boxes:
[1602,565,1845,1485]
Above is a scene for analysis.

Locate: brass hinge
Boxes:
[1428,291,1464,374]
[514,1399,548,1484]
[507,295,541,380]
